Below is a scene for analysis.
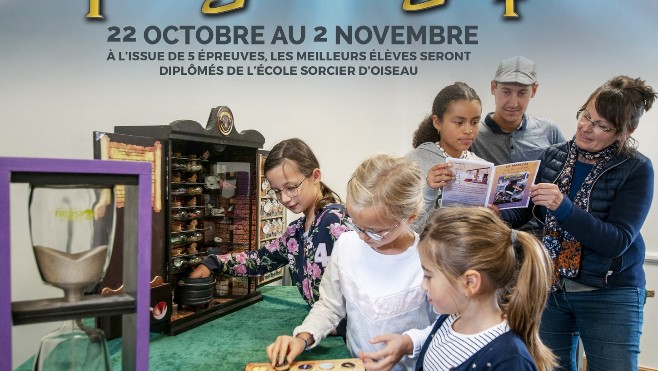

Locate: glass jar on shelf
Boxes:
[187,232,203,243]
[186,161,202,172]
[186,197,198,207]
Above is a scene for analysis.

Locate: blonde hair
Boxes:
[347,153,423,221]
[419,207,556,371]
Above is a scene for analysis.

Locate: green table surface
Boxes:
[17,286,351,370]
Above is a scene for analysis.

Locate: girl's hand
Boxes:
[426,163,454,190]
[266,335,306,368]
[358,334,413,371]
[530,183,564,211]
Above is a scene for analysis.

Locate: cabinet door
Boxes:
[256,151,287,287]
[168,151,207,278]
[93,131,167,290]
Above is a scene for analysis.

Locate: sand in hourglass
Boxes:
[33,245,109,302]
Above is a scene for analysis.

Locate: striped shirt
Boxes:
[423,315,510,370]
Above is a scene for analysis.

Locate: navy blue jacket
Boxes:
[503,141,653,288]
[415,315,537,371]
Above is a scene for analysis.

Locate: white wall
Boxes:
[2,0,658,368]
[5,79,658,369]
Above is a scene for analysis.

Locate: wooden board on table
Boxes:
[245,358,364,371]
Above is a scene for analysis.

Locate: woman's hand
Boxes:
[426,163,454,190]
[188,264,211,278]
[266,335,306,368]
[487,203,501,217]
[530,183,564,211]
[358,334,413,371]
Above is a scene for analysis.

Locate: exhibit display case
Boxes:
[94,106,266,335]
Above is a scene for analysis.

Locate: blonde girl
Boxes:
[267,154,434,371]
[415,207,555,370]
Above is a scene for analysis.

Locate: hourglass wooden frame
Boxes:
[0,157,152,371]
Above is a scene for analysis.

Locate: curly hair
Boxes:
[412,82,481,148]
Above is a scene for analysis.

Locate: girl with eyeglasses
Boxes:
[406,82,484,232]
[267,154,434,371]
[190,138,351,311]
[502,76,656,370]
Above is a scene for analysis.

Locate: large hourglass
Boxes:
[29,185,116,371]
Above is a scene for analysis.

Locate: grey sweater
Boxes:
[405,142,481,232]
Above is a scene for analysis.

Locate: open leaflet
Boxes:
[440,158,540,209]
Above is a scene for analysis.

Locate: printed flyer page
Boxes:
[441,158,494,208]
[488,160,540,209]
[441,159,539,209]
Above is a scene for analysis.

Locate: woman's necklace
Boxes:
[437,143,470,160]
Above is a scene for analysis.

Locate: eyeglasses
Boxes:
[577,110,616,133]
[343,218,405,241]
[268,177,308,200]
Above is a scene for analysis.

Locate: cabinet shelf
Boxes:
[171,166,204,173]
[171,182,206,186]
[171,228,205,234]
[204,214,246,221]
[171,157,208,163]
[210,242,250,248]
[170,243,202,249]
[170,212,204,221]
[170,190,203,196]
[261,215,284,220]
[170,217,203,223]
[170,251,203,258]
[168,292,262,335]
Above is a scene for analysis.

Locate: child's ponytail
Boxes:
[504,230,556,371]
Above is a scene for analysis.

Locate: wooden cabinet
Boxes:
[95,106,265,335]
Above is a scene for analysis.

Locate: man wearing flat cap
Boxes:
[471,56,565,237]
[471,56,565,166]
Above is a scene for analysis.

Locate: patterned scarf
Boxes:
[542,140,618,290]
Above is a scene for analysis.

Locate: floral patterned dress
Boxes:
[203,203,350,307]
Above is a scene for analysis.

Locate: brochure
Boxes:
[440,159,540,209]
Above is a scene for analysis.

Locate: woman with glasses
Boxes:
[267,154,434,371]
[405,82,484,232]
[190,138,351,311]
[501,75,656,370]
